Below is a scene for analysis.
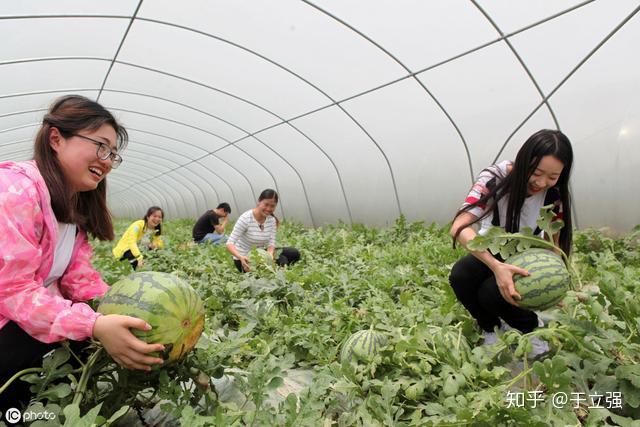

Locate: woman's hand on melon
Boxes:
[239,256,250,272]
[492,262,528,307]
[93,314,165,371]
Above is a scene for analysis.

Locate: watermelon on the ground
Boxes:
[97,271,205,364]
[505,248,570,310]
[340,327,387,364]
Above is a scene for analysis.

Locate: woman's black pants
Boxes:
[234,247,301,272]
[0,322,88,411]
[448,254,538,333]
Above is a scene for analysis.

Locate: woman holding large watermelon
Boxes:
[0,95,165,410]
[448,129,573,357]
[226,189,300,272]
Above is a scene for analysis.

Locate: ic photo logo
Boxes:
[4,407,21,424]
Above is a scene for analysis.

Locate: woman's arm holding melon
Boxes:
[450,212,527,306]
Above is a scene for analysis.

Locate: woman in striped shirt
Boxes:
[226,189,300,272]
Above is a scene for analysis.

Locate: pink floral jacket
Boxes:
[0,161,108,343]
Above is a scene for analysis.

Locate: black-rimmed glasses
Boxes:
[73,134,123,168]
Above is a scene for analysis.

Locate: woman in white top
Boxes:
[226,189,300,272]
[448,129,573,355]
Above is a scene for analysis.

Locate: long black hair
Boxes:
[454,129,573,254]
[143,206,163,235]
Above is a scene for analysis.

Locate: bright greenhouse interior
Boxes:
[0,1,639,426]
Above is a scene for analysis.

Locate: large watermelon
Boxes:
[97,271,205,364]
[505,248,570,310]
[340,327,387,364]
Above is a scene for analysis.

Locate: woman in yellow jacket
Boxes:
[113,206,164,270]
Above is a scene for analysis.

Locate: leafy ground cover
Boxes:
[8,218,640,426]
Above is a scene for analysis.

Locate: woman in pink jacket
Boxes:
[0,95,164,410]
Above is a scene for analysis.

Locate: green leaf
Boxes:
[105,405,130,426]
[43,347,70,371]
[532,356,572,394]
[616,365,640,388]
[40,383,72,400]
[267,376,284,390]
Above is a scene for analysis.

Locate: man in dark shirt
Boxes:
[192,203,231,244]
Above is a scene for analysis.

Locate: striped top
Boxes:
[462,160,551,236]
[227,209,277,258]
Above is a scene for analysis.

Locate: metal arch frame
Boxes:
[123,143,222,214]
[0,146,174,216]
[108,167,181,217]
[0,56,314,224]
[105,109,286,218]
[0,3,598,178]
[107,107,245,211]
[493,4,640,229]
[0,119,225,215]
[1,134,229,219]
[0,125,217,215]
[123,141,216,213]
[0,95,258,211]
[130,16,358,222]
[0,107,48,119]
[101,89,261,205]
[114,150,200,217]
[112,197,136,217]
[0,88,268,218]
[129,127,258,209]
[109,60,318,225]
[0,137,33,149]
[0,2,615,221]
[0,88,97,101]
[300,0,471,202]
[125,129,249,212]
[108,107,232,145]
[109,184,159,218]
[111,185,161,219]
[493,3,640,160]
[300,0,598,181]
[470,0,561,131]
[110,167,185,218]
[120,150,203,214]
[0,122,38,135]
[95,0,142,103]
[1,16,354,224]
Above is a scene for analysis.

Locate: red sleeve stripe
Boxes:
[465,196,479,204]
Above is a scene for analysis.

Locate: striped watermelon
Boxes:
[97,271,205,364]
[505,248,570,311]
[340,327,387,364]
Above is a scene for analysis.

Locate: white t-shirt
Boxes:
[44,222,76,287]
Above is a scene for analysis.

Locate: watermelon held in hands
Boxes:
[505,248,571,311]
[97,271,205,364]
[340,327,387,364]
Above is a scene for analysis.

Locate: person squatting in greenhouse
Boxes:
[112,206,165,270]
[192,202,231,244]
[448,129,573,358]
[0,95,165,411]
[226,189,300,272]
